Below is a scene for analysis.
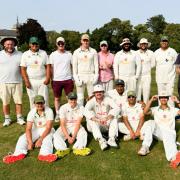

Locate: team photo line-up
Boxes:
[0,34,180,169]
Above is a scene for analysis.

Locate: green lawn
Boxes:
[0,69,180,180]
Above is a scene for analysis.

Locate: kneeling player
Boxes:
[3,95,57,164]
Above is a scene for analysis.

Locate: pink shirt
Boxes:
[98,51,114,82]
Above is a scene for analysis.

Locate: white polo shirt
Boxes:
[151,106,179,130]
[122,102,143,123]
[59,103,84,128]
[0,50,22,83]
[107,89,127,109]
[73,47,98,76]
[113,50,141,79]
[27,106,54,130]
[154,47,177,83]
[20,49,49,79]
[49,50,72,81]
[84,96,120,120]
[136,49,155,76]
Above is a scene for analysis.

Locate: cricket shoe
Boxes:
[17,117,26,125]
[55,114,60,122]
[55,148,70,158]
[170,151,180,169]
[38,154,57,163]
[3,154,25,164]
[138,145,150,156]
[73,148,91,156]
[107,138,118,148]
[123,134,131,141]
[3,118,11,127]
[98,138,108,151]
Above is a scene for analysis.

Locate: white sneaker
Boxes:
[99,138,108,151]
[3,118,11,127]
[107,137,118,148]
[17,117,26,125]
[138,145,150,156]
[55,114,60,122]
[123,134,131,141]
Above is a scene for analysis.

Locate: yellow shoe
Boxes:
[73,148,91,156]
[55,148,70,158]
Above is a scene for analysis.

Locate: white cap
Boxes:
[100,40,108,46]
[56,37,65,43]
[158,91,170,97]
[137,38,151,48]
[93,84,105,93]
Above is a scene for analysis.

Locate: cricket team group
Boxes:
[1,33,180,168]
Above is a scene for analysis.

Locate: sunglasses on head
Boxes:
[58,42,65,46]
[128,96,136,99]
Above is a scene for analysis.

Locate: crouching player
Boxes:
[3,95,57,164]
[53,92,91,157]
[119,91,144,141]
[84,84,120,150]
[138,92,180,168]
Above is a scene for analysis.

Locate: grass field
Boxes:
[0,69,180,180]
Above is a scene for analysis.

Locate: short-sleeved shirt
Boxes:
[49,50,72,81]
[27,106,54,129]
[59,103,84,128]
[0,50,22,83]
[151,106,179,130]
[122,102,143,123]
[20,49,49,79]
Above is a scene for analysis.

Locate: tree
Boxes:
[146,14,167,35]
[17,18,48,50]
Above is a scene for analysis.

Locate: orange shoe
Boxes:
[3,154,25,164]
[38,154,57,163]
[170,151,180,169]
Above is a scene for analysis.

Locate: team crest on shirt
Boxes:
[141,59,144,63]
[38,121,42,126]
[132,116,135,120]
[165,59,169,62]
[163,114,167,118]
[122,58,129,64]
[34,60,38,64]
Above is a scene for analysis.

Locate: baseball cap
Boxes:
[158,91,169,98]
[161,36,169,42]
[56,37,65,43]
[93,84,105,93]
[115,79,125,86]
[34,95,45,104]
[100,40,108,46]
[81,34,89,40]
[29,37,39,44]
[127,91,136,97]
[68,92,77,99]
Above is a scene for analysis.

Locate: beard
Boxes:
[122,45,131,52]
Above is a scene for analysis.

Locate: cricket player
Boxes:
[84,84,120,150]
[73,34,99,106]
[49,37,74,122]
[154,36,177,99]
[53,92,90,157]
[21,37,50,109]
[136,38,155,103]
[0,37,25,126]
[114,38,141,91]
[174,54,180,98]
[98,40,114,92]
[138,92,180,169]
[3,95,57,164]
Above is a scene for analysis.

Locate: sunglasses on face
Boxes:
[159,96,169,99]
[32,43,39,46]
[35,102,44,105]
[58,42,65,46]
[101,44,107,47]
[82,39,89,42]
[128,96,136,99]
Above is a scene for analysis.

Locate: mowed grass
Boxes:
[0,68,180,180]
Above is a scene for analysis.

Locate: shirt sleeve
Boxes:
[93,50,99,76]
[84,100,96,119]
[27,110,34,123]
[59,106,66,119]
[49,53,53,65]
[44,51,50,65]
[20,53,27,67]
[108,97,120,116]
[113,53,119,79]
[135,53,142,78]
[72,50,78,77]
[46,108,54,121]
[174,54,180,65]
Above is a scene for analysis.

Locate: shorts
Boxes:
[52,79,74,97]
[0,83,23,105]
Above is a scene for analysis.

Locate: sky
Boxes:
[0,0,179,32]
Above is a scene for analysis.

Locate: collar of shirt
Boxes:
[158,106,170,111]
[127,102,139,108]
[2,49,17,56]
[29,49,40,56]
[121,50,133,54]
[79,47,91,53]
[67,103,79,111]
[35,111,46,118]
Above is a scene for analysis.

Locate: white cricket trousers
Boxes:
[137,75,151,103]
[13,128,55,156]
[26,79,49,109]
[99,79,114,92]
[118,121,139,134]
[53,126,87,150]
[119,76,136,91]
[86,118,118,140]
[141,120,178,161]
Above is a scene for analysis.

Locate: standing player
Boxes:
[3,95,57,164]
[49,37,74,121]
[138,93,180,169]
[53,92,90,157]
[0,37,25,126]
[98,40,114,92]
[114,38,141,91]
[73,34,99,106]
[84,84,120,150]
[21,37,50,109]
[136,38,155,103]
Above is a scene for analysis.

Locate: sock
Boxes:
[17,114,23,119]
[5,115,10,119]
